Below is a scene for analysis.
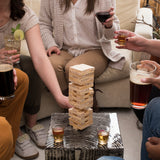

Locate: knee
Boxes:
[147,97,160,113]
[0,117,13,151]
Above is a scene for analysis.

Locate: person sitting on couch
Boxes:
[0,49,29,160]
[114,29,160,160]
[0,0,73,159]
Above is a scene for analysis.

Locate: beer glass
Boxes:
[97,125,109,145]
[130,61,156,109]
[52,124,64,143]
[0,54,14,100]
[4,34,21,64]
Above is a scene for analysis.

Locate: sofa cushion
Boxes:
[116,0,140,31]
[24,0,41,16]
[95,40,132,83]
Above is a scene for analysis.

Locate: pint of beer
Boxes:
[0,54,14,100]
[130,61,156,109]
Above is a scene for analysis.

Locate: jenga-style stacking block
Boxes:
[69,64,95,86]
[69,83,94,110]
[69,108,93,130]
[69,64,95,130]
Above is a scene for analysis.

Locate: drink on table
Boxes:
[97,126,109,145]
[130,61,156,109]
[52,125,64,143]
[0,55,14,100]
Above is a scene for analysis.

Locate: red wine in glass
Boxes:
[96,12,111,23]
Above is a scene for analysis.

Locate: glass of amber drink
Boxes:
[52,124,64,143]
[97,125,109,145]
[117,32,129,46]
[130,61,156,109]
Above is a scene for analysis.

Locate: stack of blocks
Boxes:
[68,64,95,130]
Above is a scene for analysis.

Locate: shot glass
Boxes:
[117,32,129,46]
[4,34,21,64]
[52,124,64,143]
[97,125,110,145]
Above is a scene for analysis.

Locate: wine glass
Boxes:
[96,11,111,43]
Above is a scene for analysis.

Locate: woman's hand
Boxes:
[103,8,114,28]
[56,95,73,109]
[114,30,147,52]
[47,46,60,56]
[13,69,17,90]
[0,48,20,64]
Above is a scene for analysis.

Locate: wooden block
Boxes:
[69,64,95,85]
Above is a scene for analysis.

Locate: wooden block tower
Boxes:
[68,64,95,130]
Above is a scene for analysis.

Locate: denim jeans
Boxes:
[97,156,124,160]
[141,97,160,160]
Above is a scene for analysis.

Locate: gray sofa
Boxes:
[21,0,153,123]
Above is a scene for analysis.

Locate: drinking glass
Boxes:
[52,124,64,143]
[0,53,15,100]
[130,61,156,109]
[96,11,111,43]
[117,31,129,46]
[4,34,21,64]
[97,125,110,145]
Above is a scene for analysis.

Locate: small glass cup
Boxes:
[4,34,21,64]
[117,32,129,46]
[97,125,110,145]
[52,124,64,143]
[0,53,15,100]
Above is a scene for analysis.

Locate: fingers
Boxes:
[148,137,160,145]
[13,69,17,90]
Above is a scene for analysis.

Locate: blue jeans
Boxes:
[97,156,124,160]
[141,97,160,160]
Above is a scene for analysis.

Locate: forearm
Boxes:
[145,39,160,58]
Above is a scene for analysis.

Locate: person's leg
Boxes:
[65,49,108,112]
[0,117,13,160]
[141,97,160,160]
[65,49,108,81]
[97,156,124,160]
[15,55,46,151]
[49,51,73,91]
[0,69,29,157]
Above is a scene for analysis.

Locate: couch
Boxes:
[21,0,153,123]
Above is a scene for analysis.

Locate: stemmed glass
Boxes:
[96,11,111,43]
[95,3,113,43]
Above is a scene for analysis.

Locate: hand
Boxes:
[47,46,60,56]
[114,30,147,52]
[13,69,17,90]
[146,137,160,160]
[103,8,114,28]
[0,48,20,64]
[56,95,73,109]
[140,60,160,89]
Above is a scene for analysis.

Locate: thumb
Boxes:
[126,36,137,42]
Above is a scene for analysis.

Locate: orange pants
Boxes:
[0,69,29,160]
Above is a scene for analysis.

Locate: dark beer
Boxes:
[96,12,111,23]
[0,64,14,100]
[130,81,152,109]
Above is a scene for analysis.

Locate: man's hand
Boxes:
[47,46,60,56]
[146,137,160,160]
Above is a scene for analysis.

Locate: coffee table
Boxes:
[45,113,124,160]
